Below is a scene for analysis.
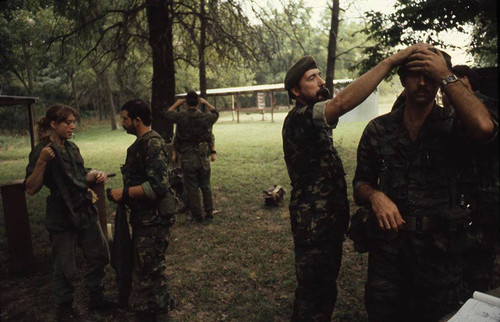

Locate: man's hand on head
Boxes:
[388,43,427,67]
[405,46,451,82]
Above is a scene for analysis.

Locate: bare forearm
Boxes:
[25,161,47,195]
[326,59,392,122]
[356,183,405,231]
[129,185,146,199]
[355,183,380,206]
[443,81,494,140]
[167,99,184,112]
[204,102,215,111]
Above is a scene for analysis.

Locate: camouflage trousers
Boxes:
[365,233,464,322]
[462,192,500,293]
[181,152,213,220]
[130,223,174,314]
[50,220,110,306]
[462,229,497,295]
[292,243,343,322]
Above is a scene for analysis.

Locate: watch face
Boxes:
[446,75,458,82]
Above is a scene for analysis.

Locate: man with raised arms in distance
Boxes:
[165,92,219,222]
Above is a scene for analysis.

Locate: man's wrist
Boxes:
[440,73,458,87]
[210,150,216,154]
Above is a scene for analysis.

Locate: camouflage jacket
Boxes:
[282,100,349,246]
[353,103,485,218]
[121,130,174,227]
[165,108,219,154]
[26,137,93,231]
[282,100,345,190]
[455,93,499,228]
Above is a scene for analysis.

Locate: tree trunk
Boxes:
[199,0,207,99]
[325,0,339,99]
[116,55,127,108]
[91,95,98,119]
[69,71,80,111]
[21,43,34,96]
[103,71,118,130]
[198,0,208,112]
[146,0,175,142]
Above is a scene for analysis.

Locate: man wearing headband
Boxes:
[353,46,496,321]
[282,44,425,321]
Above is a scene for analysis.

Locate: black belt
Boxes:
[402,216,470,232]
[403,216,441,232]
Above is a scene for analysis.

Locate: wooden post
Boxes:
[236,93,241,123]
[262,93,265,121]
[270,91,274,123]
[27,101,35,150]
[1,180,35,272]
[231,95,235,121]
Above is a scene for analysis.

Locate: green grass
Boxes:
[0,111,369,321]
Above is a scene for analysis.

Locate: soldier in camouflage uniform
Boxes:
[25,105,111,321]
[441,65,499,293]
[109,99,176,321]
[353,47,497,321]
[165,92,219,222]
[282,45,421,321]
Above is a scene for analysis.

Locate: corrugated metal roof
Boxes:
[176,79,353,97]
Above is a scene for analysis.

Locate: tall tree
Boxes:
[146,0,175,141]
[325,0,339,98]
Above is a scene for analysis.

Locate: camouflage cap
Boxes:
[397,48,452,78]
[284,55,318,90]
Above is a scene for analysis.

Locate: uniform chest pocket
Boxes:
[380,153,407,195]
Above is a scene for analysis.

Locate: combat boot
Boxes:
[205,211,213,220]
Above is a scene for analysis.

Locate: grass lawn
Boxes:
[0,111,369,321]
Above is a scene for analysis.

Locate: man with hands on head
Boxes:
[353,45,496,321]
[165,92,219,222]
[281,43,425,321]
[108,99,176,321]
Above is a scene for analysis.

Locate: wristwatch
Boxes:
[441,74,459,87]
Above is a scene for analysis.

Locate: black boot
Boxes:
[205,211,213,220]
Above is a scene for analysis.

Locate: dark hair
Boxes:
[451,65,480,92]
[186,91,199,107]
[121,99,152,126]
[36,104,79,141]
